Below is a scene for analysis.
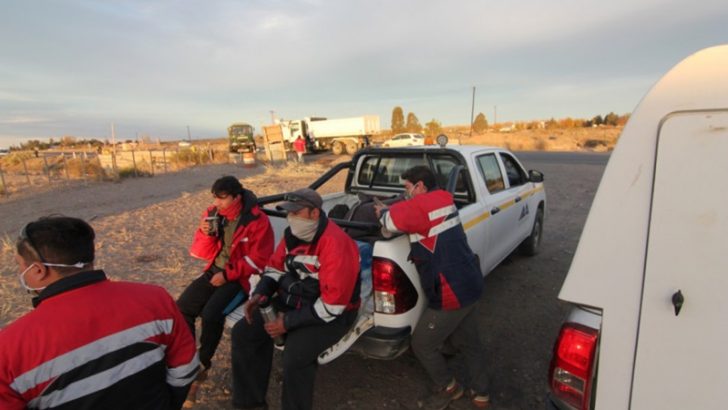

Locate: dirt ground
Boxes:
[0,151,608,410]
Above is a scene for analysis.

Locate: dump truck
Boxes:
[277,115,380,155]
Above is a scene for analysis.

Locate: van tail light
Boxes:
[372,257,418,314]
[548,322,598,410]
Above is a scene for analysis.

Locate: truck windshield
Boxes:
[356,154,465,192]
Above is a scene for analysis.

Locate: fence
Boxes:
[0,146,268,196]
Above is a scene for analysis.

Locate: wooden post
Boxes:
[63,154,70,180]
[131,150,138,177]
[80,153,88,183]
[162,148,168,173]
[111,150,118,177]
[43,156,51,184]
[149,150,154,176]
[0,165,6,194]
[22,158,31,185]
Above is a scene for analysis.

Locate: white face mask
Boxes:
[18,263,46,292]
[287,214,319,242]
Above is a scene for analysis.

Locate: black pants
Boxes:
[177,270,243,369]
[231,304,355,410]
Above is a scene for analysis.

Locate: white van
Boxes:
[547,45,728,409]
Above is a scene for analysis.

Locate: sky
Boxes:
[1,0,726,147]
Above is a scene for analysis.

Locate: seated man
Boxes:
[231,188,361,410]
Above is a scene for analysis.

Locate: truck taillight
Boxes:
[549,323,598,410]
[372,257,418,314]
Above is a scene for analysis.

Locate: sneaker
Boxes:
[467,389,491,409]
[417,379,464,410]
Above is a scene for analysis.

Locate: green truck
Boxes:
[228,122,256,153]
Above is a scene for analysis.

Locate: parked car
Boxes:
[547,45,728,410]
[0,148,9,157]
[382,133,425,147]
[228,140,547,364]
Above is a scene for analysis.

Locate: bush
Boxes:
[169,148,211,166]
[117,167,152,179]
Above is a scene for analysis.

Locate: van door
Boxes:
[631,111,728,409]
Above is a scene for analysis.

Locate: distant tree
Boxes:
[545,118,558,129]
[424,119,443,138]
[472,113,488,133]
[603,112,619,126]
[591,115,604,126]
[391,106,405,133]
[405,112,422,133]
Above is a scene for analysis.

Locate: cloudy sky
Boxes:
[0,0,726,146]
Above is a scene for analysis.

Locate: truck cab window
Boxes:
[500,153,527,188]
[477,153,505,193]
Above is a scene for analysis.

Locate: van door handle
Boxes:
[491,207,500,215]
[515,196,522,203]
[672,290,684,316]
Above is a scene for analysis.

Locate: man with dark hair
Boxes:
[177,175,274,406]
[375,165,491,410]
[231,188,361,410]
[0,216,199,409]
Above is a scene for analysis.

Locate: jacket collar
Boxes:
[33,270,107,308]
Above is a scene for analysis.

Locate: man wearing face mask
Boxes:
[374,166,491,410]
[0,216,199,410]
[230,188,361,410]
[178,176,274,406]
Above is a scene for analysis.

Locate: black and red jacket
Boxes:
[254,215,360,330]
[189,189,274,293]
[0,270,199,409]
[380,189,483,310]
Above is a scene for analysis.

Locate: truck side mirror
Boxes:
[529,170,544,183]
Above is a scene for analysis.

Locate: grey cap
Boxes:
[276,188,323,212]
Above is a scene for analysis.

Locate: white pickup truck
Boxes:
[546,45,728,410]
[230,142,547,361]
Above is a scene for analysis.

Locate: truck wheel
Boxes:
[345,142,358,155]
[332,142,344,155]
[520,207,543,256]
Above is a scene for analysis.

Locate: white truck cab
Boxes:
[547,45,728,409]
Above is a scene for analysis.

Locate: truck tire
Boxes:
[332,141,344,155]
[345,141,358,155]
[520,207,543,256]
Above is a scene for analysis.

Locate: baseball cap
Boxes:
[277,188,323,212]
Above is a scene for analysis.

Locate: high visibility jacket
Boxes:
[189,189,275,293]
[0,270,199,410]
[254,215,361,330]
[381,189,483,310]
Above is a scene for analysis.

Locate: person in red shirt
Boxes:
[0,216,199,409]
[230,188,360,410]
[375,166,491,410]
[177,176,274,405]
[293,135,306,163]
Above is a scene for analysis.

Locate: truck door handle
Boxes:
[491,207,500,215]
[515,196,522,203]
[672,290,684,316]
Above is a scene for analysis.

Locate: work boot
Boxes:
[417,379,464,410]
[467,389,491,408]
[182,366,209,408]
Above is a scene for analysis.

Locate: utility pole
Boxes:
[187,125,192,142]
[469,86,476,137]
[270,110,276,124]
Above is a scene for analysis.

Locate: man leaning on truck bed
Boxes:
[375,165,491,410]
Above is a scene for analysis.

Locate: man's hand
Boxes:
[198,218,211,235]
[209,272,226,287]
[374,204,388,218]
[243,294,264,324]
[264,313,287,338]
